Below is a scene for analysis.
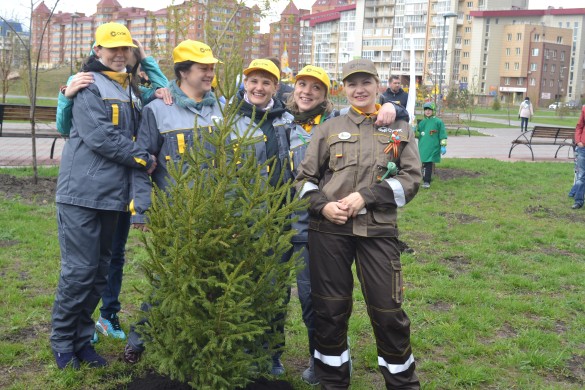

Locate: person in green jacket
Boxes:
[416,102,447,188]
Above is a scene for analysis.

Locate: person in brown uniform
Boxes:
[294,58,421,389]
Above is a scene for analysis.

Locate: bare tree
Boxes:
[0,0,60,183]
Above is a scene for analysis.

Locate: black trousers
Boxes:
[308,230,419,389]
[422,162,434,184]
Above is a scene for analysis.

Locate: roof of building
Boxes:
[33,1,51,14]
[301,4,356,27]
[97,0,122,9]
[470,8,585,18]
[0,20,24,37]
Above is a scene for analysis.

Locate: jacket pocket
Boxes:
[371,208,395,224]
[391,260,403,304]
[328,135,358,171]
[86,154,104,177]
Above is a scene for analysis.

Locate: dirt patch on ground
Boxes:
[435,167,482,181]
[124,371,294,390]
[0,175,56,205]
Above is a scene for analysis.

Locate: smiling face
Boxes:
[343,73,379,113]
[244,70,278,109]
[179,62,215,100]
[94,46,132,72]
[293,76,327,113]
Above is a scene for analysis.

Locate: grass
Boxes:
[1,160,585,389]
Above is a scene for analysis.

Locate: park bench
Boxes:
[441,112,470,137]
[508,125,574,161]
[0,103,63,159]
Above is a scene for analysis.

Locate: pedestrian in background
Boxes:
[518,96,533,133]
[416,102,447,189]
[570,104,585,209]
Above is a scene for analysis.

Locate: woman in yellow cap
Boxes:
[50,22,156,370]
[232,58,295,376]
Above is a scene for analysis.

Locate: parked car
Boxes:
[548,102,563,110]
[565,100,581,109]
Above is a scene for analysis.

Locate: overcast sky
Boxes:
[1,0,582,32]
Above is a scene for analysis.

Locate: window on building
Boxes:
[507,33,512,41]
[516,33,522,40]
[530,78,536,86]
[532,48,539,56]
[530,63,537,71]
[561,51,565,61]
[505,77,510,85]
[517,77,524,86]
[543,63,547,72]
[465,27,471,33]
[463,51,469,58]
[514,62,519,70]
[516,47,520,55]
[534,33,540,42]
[557,36,563,43]
[467,1,473,7]
[506,48,510,55]
[464,39,470,45]
[551,64,556,72]
[505,62,510,70]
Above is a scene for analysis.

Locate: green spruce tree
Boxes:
[137,60,303,389]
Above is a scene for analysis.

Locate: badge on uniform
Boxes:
[338,131,351,140]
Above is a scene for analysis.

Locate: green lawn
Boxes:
[1,160,584,389]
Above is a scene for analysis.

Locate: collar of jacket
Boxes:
[101,71,130,88]
[348,104,381,124]
[169,79,216,111]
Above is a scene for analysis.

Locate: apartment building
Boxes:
[300,4,357,81]
[267,1,309,73]
[470,7,585,105]
[0,20,28,68]
[31,0,261,69]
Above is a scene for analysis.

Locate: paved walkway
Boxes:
[0,117,575,167]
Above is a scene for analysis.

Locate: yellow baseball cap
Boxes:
[172,40,221,64]
[296,65,330,90]
[95,22,137,48]
[243,59,280,82]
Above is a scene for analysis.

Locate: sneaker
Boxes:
[53,350,80,370]
[422,182,431,189]
[96,314,126,340]
[301,357,319,385]
[75,345,108,368]
[123,343,143,364]
[270,357,285,376]
[90,331,98,344]
[571,203,583,209]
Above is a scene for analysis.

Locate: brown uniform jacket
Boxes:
[295,107,422,237]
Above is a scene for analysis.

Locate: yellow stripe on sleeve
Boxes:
[134,157,147,166]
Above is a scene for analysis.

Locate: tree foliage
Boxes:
[137,59,303,389]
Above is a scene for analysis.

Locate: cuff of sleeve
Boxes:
[307,192,329,216]
[130,214,147,224]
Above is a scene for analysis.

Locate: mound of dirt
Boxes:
[0,175,56,204]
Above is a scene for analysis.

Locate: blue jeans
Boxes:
[573,147,585,206]
[520,117,529,132]
[99,211,130,318]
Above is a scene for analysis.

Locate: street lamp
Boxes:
[70,12,80,74]
[557,66,567,114]
[438,12,457,114]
